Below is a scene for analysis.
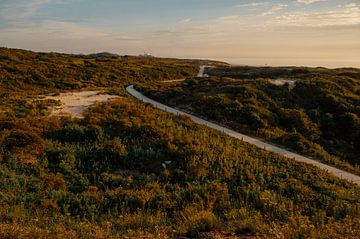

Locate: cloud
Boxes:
[0,0,49,21]
[296,0,326,4]
[1,20,100,39]
[235,2,288,17]
[275,3,360,27]
[148,15,249,40]
[259,4,288,16]
[236,2,268,8]
[0,19,143,54]
[149,25,217,38]
[216,15,241,22]
[178,18,192,23]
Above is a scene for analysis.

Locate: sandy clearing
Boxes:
[44,91,120,118]
[268,79,296,89]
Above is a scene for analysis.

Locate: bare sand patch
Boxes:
[268,78,297,89]
[44,91,120,118]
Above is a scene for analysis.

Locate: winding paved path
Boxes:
[161,65,210,83]
[197,65,208,77]
[126,67,360,186]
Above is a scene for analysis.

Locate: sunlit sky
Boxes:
[0,0,359,67]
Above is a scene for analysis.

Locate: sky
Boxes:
[0,0,359,67]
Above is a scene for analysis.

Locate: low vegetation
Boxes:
[141,66,360,176]
[0,48,360,238]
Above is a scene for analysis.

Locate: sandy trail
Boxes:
[44,91,120,118]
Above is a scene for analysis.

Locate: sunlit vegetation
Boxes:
[0,47,204,115]
[141,66,360,176]
[1,48,360,238]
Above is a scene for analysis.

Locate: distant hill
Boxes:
[85,52,120,58]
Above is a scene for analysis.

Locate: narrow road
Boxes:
[126,68,360,186]
[161,65,209,83]
[197,65,209,77]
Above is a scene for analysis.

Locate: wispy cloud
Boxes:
[2,20,109,38]
[296,0,326,4]
[259,4,288,16]
[216,15,241,22]
[0,19,142,53]
[275,3,360,27]
[0,0,49,21]
[149,15,248,39]
[178,18,192,24]
[236,2,268,8]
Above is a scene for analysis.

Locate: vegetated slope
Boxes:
[1,98,360,238]
[0,47,205,116]
[0,48,360,238]
[140,66,360,176]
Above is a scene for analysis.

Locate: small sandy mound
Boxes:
[44,91,120,118]
[268,79,296,89]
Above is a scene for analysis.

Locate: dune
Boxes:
[44,91,120,118]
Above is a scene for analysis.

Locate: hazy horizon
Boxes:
[1,0,359,68]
